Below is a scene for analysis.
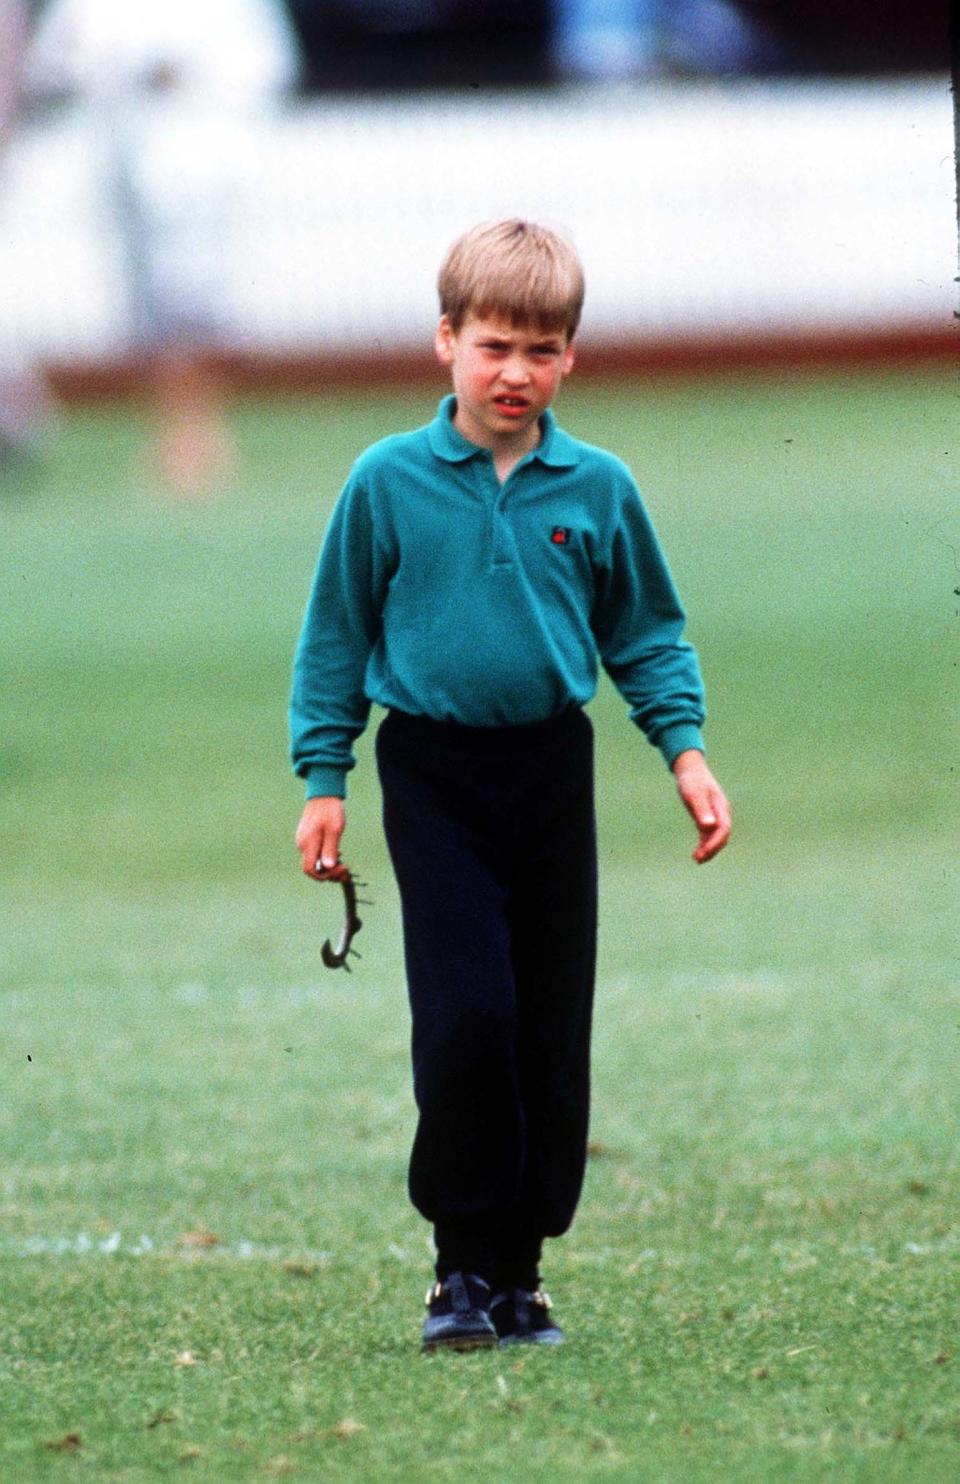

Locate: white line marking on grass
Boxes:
[0,1233,332,1262]
[170,981,392,1007]
[605,969,804,1000]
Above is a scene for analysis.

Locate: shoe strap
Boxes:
[442,1271,490,1313]
[492,1287,551,1309]
[447,1271,470,1313]
[506,1287,554,1335]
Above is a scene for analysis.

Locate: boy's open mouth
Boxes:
[493,396,530,414]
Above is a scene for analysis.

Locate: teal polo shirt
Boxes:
[290,395,705,798]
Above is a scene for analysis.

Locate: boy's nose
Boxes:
[501,360,530,387]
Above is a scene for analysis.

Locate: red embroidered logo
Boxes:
[551,526,571,546]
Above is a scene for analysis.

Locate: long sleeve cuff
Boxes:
[655,722,706,770]
[304,764,349,800]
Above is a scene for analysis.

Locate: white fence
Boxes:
[0,77,954,361]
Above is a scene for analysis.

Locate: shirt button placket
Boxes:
[478,456,513,572]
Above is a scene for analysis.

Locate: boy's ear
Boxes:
[435,315,456,367]
[561,341,575,377]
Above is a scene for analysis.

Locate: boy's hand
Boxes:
[671,750,731,864]
[295,796,346,879]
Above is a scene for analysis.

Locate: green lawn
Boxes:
[1,371,957,1480]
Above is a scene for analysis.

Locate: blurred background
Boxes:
[0,0,953,436]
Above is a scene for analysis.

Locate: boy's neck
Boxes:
[452,403,543,485]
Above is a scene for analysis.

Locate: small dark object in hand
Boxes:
[314,862,366,971]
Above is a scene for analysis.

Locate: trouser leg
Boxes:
[377,723,521,1277]
[514,781,597,1212]
[376,708,596,1282]
[495,717,597,1285]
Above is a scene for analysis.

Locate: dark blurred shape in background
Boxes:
[284,0,950,91]
[737,0,950,76]
[286,1,552,91]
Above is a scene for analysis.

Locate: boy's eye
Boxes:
[475,338,562,361]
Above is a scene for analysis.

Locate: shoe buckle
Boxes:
[425,1281,442,1307]
[534,1289,553,1310]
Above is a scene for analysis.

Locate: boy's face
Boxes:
[435,312,575,449]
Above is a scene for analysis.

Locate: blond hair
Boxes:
[438,219,585,339]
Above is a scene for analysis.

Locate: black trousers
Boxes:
[376,705,597,1287]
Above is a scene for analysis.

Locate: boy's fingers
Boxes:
[299,834,323,878]
[309,828,346,877]
[296,829,330,879]
[316,823,342,873]
[674,772,730,863]
[691,789,731,862]
[295,798,346,878]
[305,828,340,877]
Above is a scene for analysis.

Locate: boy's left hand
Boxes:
[671,750,731,864]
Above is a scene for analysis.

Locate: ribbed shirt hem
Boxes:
[656,723,706,769]
[304,765,348,800]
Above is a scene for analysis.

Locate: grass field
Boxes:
[2,370,957,1481]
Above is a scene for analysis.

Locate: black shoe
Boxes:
[422,1271,497,1352]
[490,1287,565,1347]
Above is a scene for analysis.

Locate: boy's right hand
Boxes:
[295,796,346,879]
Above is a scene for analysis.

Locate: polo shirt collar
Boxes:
[534,411,582,468]
[427,395,581,469]
[427,395,478,462]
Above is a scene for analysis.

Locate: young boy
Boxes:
[290,219,731,1351]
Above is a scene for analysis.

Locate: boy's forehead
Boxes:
[460,311,568,345]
